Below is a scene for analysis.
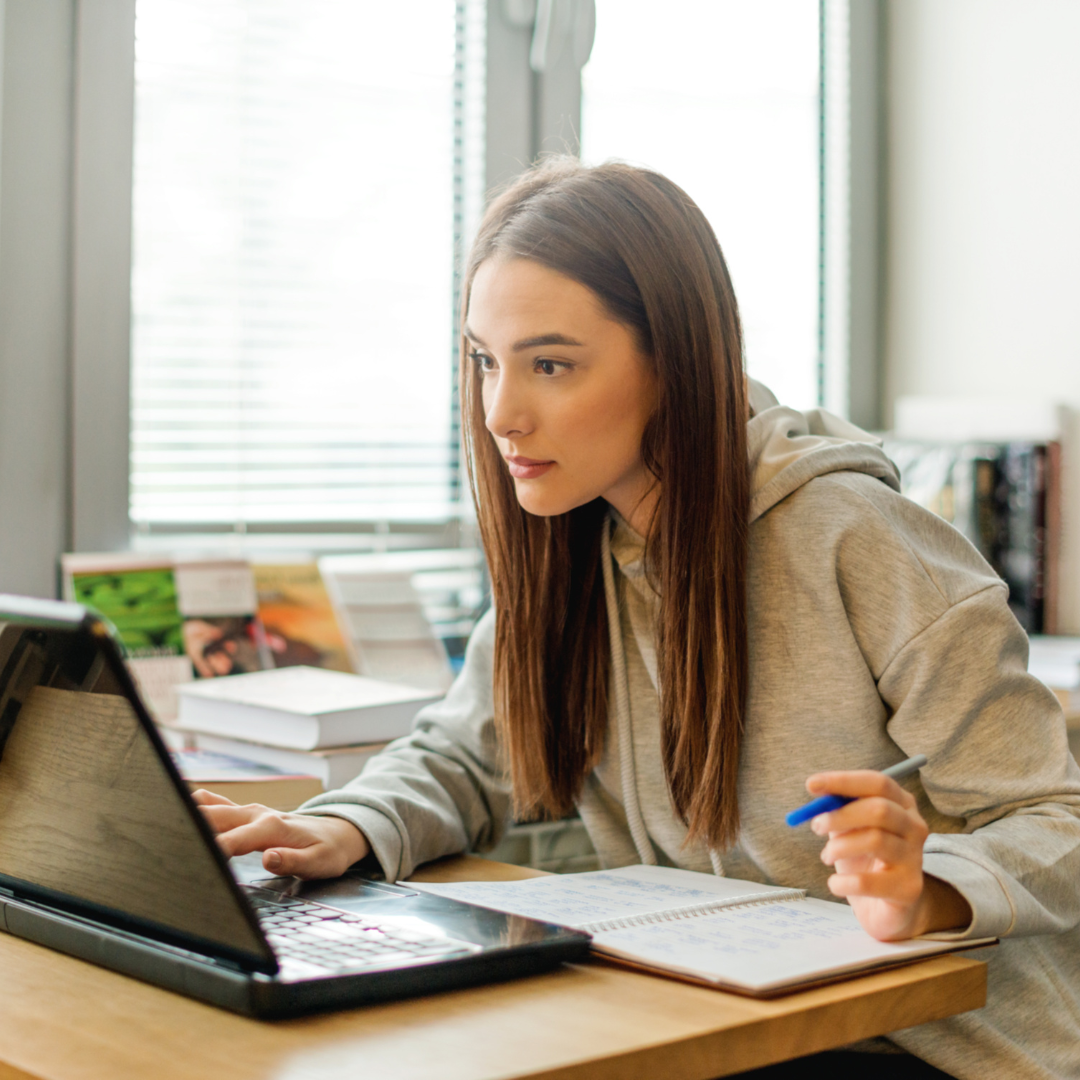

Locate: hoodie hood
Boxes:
[746,379,900,524]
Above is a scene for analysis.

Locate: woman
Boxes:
[196,159,1080,1078]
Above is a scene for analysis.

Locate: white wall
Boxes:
[883,0,1080,417]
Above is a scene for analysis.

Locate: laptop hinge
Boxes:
[212,955,248,974]
[4,892,265,975]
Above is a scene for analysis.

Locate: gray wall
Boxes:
[0,0,133,598]
[0,0,75,598]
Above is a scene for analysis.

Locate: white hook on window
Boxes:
[501,0,537,29]
[523,0,595,74]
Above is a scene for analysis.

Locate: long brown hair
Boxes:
[461,158,749,849]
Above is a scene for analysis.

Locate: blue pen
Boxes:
[785,754,928,827]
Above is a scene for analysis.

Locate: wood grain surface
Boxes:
[0,856,988,1080]
[0,687,265,954]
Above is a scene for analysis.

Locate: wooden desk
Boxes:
[0,857,987,1080]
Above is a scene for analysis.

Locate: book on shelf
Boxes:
[61,554,266,721]
[319,553,456,693]
[176,665,442,750]
[252,560,357,674]
[192,733,388,790]
[884,438,1062,634]
[170,747,323,811]
[60,553,364,723]
[409,865,994,998]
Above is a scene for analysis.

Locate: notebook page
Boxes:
[592,895,965,992]
[405,865,803,930]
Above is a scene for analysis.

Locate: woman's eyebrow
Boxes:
[462,326,584,351]
[511,333,585,350]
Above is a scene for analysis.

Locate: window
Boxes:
[581,0,821,410]
[130,0,484,536]
[93,1,850,554]
[0,2,865,597]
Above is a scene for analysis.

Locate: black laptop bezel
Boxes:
[0,595,278,975]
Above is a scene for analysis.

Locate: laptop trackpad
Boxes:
[229,851,417,906]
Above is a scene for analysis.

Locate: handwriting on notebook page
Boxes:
[406,869,789,928]
[590,897,937,986]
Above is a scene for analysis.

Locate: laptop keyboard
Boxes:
[245,892,479,980]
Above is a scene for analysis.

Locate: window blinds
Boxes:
[131,0,477,529]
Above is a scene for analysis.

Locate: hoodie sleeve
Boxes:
[293,608,512,882]
[876,578,1080,942]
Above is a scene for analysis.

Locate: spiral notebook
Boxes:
[408,865,992,996]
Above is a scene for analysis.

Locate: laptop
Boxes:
[0,594,590,1017]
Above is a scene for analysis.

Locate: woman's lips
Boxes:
[506,455,555,480]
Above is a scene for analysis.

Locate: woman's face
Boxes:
[465,258,658,529]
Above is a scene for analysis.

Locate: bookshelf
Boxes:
[891,396,1080,636]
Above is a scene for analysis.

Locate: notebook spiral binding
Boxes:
[580,888,808,934]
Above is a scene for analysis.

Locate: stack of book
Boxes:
[174,665,443,800]
[170,747,325,811]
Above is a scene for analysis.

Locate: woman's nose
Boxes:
[483,373,532,440]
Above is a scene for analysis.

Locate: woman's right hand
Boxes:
[192,790,371,880]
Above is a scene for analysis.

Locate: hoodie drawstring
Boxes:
[601,515,726,878]
[601,517,656,867]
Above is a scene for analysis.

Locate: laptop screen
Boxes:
[0,612,274,971]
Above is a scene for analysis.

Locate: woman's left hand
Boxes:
[807,770,971,941]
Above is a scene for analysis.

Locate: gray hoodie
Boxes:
[299,385,1080,1079]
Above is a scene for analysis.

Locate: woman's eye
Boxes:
[535,359,564,376]
[469,350,495,374]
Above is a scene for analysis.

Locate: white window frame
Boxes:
[822,0,882,429]
[71,0,135,555]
